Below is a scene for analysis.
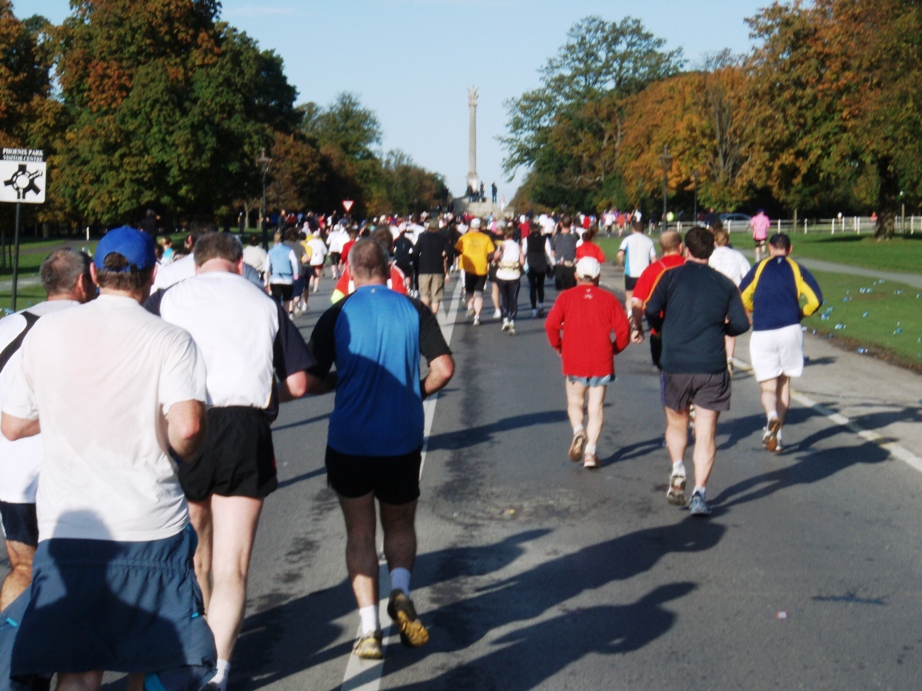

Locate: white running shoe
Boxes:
[493,309,501,319]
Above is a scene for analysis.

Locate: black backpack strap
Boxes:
[0,312,41,374]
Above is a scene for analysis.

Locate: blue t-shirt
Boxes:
[308,285,451,456]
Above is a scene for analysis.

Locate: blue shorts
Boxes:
[291,276,306,298]
[567,375,614,388]
[10,525,216,677]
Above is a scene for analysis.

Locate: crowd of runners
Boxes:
[0,207,821,689]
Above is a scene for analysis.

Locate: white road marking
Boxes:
[340,278,463,691]
[729,357,922,471]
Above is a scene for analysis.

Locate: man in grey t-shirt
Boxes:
[552,215,578,291]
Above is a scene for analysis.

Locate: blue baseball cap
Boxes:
[94,226,156,272]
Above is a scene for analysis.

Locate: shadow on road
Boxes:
[231,529,551,690]
[427,410,569,452]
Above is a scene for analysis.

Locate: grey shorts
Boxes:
[418,273,445,304]
[661,371,731,412]
[567,375,613,388]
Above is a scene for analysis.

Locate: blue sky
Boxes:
[27,0,771,201]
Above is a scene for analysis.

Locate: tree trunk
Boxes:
[875,155,898,239]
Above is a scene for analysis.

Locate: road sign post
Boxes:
[1,148,46,311]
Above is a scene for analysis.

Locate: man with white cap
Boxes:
[454,218,495,326]
[544,257,631,468]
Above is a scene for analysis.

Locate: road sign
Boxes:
[342,200,354,213]
[0,161,46,204]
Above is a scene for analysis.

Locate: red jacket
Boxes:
[545,284,631,377]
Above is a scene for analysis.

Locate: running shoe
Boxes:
[762,417,781,452]
[493,308,501,319]
[472,316,481,326]
[502,318,510,331]
[583,452,599,469]
[666,472,686,506]
[466,306,475,318]
[508,321,515,336]
[688,491,711,516]
[387,590,429,648]
[538,304,544,317]
[568,430,588,462]
[353,630,384,659]
[532,308,538,318]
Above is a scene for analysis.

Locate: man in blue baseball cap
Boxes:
[1,226,217,690]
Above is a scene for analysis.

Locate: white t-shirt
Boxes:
[327,228,349,254]
[709,246,751,286]
[243,245,269,275]
[2,295,206,542]
[0,300,80,503]
[308,237,328,267]
[495,240,522,281]
[158,272,292,409]
[154,248,264,290]
[619,232,657,277]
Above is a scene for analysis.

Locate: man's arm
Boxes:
[166,399,207,463]
[422,354,453,400]
[725,288,752,337]
[544,300,564,352]
[616,249,625,266]
[1,413,39,441]
[644,279,668,332]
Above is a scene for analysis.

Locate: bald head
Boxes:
[659,230,682,255]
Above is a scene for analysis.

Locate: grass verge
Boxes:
[805,270,922,373]
[785,232,922,274]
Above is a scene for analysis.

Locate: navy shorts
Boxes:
[291,276,306,298]
[10,525,216,677]
[325,445,422,506]
[0,501,38,547]
[661,371,732,412]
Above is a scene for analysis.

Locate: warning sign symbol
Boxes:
[0,161,46,204]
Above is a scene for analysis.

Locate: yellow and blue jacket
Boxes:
[739,256,823,331]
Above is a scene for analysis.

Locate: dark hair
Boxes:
[582,226,597,242]
[372,227,393,253]
[769,233,791,252]
[248,234,260,247]
[684,226,715,260]
[194,232,243,266]
[559,214,572,228]
[40,248,92,297]
[632,220,644,233]
[96,253,155,291]
[188,219,218,247]
[286,228,299,243]
[349,239,389,281]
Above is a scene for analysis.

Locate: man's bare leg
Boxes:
[339,492,379,611]
[206,495,263,662]
[565,378,587,433]
[188,500,214,609]
[0,539,35,610]
[691,407,720,490]
[379,500,417,574]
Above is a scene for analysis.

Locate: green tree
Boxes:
[52,0,297,224]
[501,16,684,210]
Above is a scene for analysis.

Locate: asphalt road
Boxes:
[4,269,922,690]
[229,273,922,690]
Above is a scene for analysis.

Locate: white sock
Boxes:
[211,659,230,691]
[585,443,597,455]
[768,411,779,423]
[672,461,686,477]
[390,567,411,596]
[694,486,706,499]
[359,604,380,635]
[573,425,585,436]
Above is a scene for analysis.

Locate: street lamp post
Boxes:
[692,169,700,222]
[659,145,672,230]
[257,148,272,250]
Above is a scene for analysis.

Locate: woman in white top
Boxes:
[709,226,751,369]
[493,226,524,335]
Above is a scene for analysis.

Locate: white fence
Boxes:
[669,216,921,235]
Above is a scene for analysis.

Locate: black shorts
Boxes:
[624,275,639,291]
[661,371,731,412]
[555,264,576,291]
[0,501,38,546]
[488,263,499,281]
[270,283,294,302]
[330,252,342,265]
[325,445,422,506]
[464,273,487,294]
[650,333,663,370]
[179,407,277,502]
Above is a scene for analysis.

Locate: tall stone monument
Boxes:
[467,86,479,195]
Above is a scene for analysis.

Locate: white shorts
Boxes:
[750,324,804,382]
